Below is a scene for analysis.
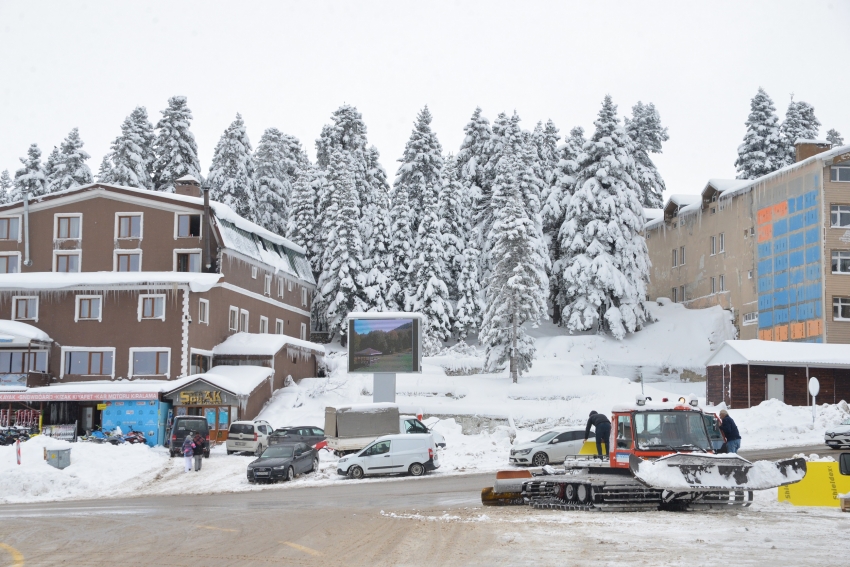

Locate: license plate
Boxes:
[235,442,245,446]
[254,471,269,476]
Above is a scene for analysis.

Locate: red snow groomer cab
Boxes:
[482,396,807,512]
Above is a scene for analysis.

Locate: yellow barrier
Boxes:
[578,440,600,455]
[777,461,850,507]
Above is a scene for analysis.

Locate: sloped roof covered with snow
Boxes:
[0,272,221,293]
[705,340,850,368]
[213,332,325,356]
[0,319,51,344]
[703,178,751,197]
[167,365,275,397]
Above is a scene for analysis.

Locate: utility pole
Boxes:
[510,310,518,384]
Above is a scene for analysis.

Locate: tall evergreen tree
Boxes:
[559,95,649,340]
[255,127,292,235]
[43,147,61,193]
[362,146,393,312]
[387,181,414,309]
[108,106,155,189]
[779,98,821,166]
[437,154,468,298]
[152,96,202,192]
[208,114,258,221]
[735,88,783,179]
[625,101,668,208]
[0,170,12,203]
[827,129,845,147]
[286,166,320,270]
[96,155,114,182]
[480,154,549,382]
[456,107,493,266]
[52,128,93,193]
[14,143,48,200]
[393,106,444,232]
[534,120,561,227]
[453,246,482,340]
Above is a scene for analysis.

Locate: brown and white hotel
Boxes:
[0,176,323,443]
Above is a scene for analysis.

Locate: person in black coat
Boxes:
[718,410,742,453]
[584,411,611,458]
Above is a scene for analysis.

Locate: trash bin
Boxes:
[46,448,71,470]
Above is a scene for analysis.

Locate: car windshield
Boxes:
[260,446,294,459]
[841,419,850,426]
[634,411,712,452]
[532,431,559,443]
[175,419,206,434]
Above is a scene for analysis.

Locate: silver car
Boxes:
[509,428,595,467]
[825,418,850,449]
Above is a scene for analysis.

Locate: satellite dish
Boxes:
[808,377,820,397]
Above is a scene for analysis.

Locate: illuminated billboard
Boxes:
[348,315,421,374]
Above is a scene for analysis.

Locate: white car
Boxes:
[825,418,850,449]
[510,428,595,467]
[336,433,439,479]
[226,420,273,456]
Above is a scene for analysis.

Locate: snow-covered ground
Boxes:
[1,303,848,504]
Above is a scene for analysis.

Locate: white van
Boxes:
[226,420,273,456]
[336,433,440,479]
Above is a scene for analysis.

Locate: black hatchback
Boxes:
[247,442,318,483]
[269,426,325,448]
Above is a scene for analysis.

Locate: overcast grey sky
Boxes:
[1,1,848,201]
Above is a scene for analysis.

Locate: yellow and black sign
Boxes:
[179,390,223,405]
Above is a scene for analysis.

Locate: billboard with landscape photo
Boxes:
[348,318,418,373]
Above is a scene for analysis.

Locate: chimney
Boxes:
[174,174,202,197]
[795,139,832,163]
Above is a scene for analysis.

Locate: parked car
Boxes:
[247,442,318,483]
[509,428,594,466]
[336,433,439,479]
[324,404,447,455]
[168,416,210,458]
[226,420,273,456]
[269,426,326,448]
[825,418,850,449]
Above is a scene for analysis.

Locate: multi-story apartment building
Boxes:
[0,177,322,441]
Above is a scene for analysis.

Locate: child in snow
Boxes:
[182,434,195,473]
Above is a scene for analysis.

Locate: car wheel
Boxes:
[227,450,234,455]
[286,466,295,482]
[310,458,319,473]
[248,479,256,484]
[531,452,549,467]
[255,445,264,457]
[408,462,425,477]
[349,465,364,480]
[828,445,842,450]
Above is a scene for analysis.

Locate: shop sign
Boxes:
[179,390,223,405]
[0,392,160,402]
[96,403,107,410]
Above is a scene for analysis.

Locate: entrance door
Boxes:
[767,374,785,402]
[82,407,94,431]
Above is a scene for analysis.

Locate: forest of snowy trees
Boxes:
[0,90,844,379]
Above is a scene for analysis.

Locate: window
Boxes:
[679,285,685,302]
[240,309,249,332]
[264,275,272,296]
[259,316,268,334]
[56,215,81,239]
[750,227,755,237]
[64,350,113,376]
[55,252,80,272]
[300,322,307,340]
[831,205,850,228]
[198,299,209,325]
[176,214,201,237]
[831,167,850,182]
[672,287,678,302]
[743,312,758,326]
[834,297,850,321]
[278,278,284,297]
[719,233,725,253]
[0,217,20,240]
[710,207,716,214]
[131,349,170,376]
[748,270,753,280]
[117,215,142,238]
[12,296,37,321]
[301,287,308,307]
[76,295,102,322]
[251,266,258,279]
[679,246,685,266]
[139,295,165,321]
[710,236,716,255]
[190,352,211,375]
[832,250,850,274]
[616,415,633,449]
[710,277,716,294]
[0,254,19,274]
[116,252,141,272]
[672,249,678,267]
[229,306,239,331]
[719,274,725,291]
[288,280,293,292]
[0,351,46,373]
[275,319,284,334]
[176,251,201,272]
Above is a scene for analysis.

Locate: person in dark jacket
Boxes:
[584,411,611,458]
[181,434,195,473]
[193,432,205,471]
[718,410,741,453]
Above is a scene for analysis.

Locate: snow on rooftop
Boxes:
[794,138,830,146]
[174,174,200,183]
[706,340,850,368]
[0,272,222,293]
[213,332,325,356]
[347,311,426,320]
[667,194,700,206]
[705,178,752,197]
[0,319,51,343]
[643,208,663,221]
[175,365,275,397]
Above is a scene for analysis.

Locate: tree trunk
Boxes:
[510,311,518,384]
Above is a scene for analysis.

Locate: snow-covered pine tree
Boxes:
[453,245,482,339]
[43,147,61,193]
[559,95,649,340]
[394,106,444,232]
[480,153,549,382]
[286,166,319,268]
[254,128,292,236]
[152,96,202,192]
[14,143,48,200]
[456,107,493,264]
[534,120,561,227]
[779,99,821,166]
[796,101,821,140]
[362,146,393,312]
[208,114,258,222]
[314,150,367,344]
[52,128,93,193]
[437,154,468,299]
[109,106,156,189]
[625,101,668,208]
[387,180,414,310]
[827,129,845,147]
[735,88,784,179]
[96,155,114,182]
[0,170,12,203]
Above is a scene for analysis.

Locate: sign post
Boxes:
[15,439,21,465]
[809,377,820,425]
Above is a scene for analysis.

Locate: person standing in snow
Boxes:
[181,433,196,473]
[584,411,611,458]
[718,410,741,453]
[193,431,205,472]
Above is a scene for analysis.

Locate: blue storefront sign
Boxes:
[101,399,172,446]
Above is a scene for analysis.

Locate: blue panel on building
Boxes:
[796,196,804,211]
[806,245,820,264]
[775,255,789,271]
[758,295,773,310]
[801,302,815,319]
[774,309,789,323]
[101,400,171,447]
[790,250,804,268]
[759,311,773,328]
[774,237,788,254]
[788,198,796,214]
[805,263,821,281]
[789,232,804,250]
[816,301,822,318]
[790,305,797,320]
[758,276,772,292]
[789,213,804,231]
[805,210,819,226]
[774,272,788,288]
[805,190,818,208]
[790,268,804,284]
[758,242,771,258]
[773,218,788,237]
[759,259,773,275]
[774,290,789,306]
[807,283,822,300]
[806,227,819,244]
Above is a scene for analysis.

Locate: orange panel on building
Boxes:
[772,202,788,219]
[757,224,773,242]
[757,207,773,225]
[791,322,806,340]
[775,325,789,341]
[807,319,823,337]
[759,328,773,341]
